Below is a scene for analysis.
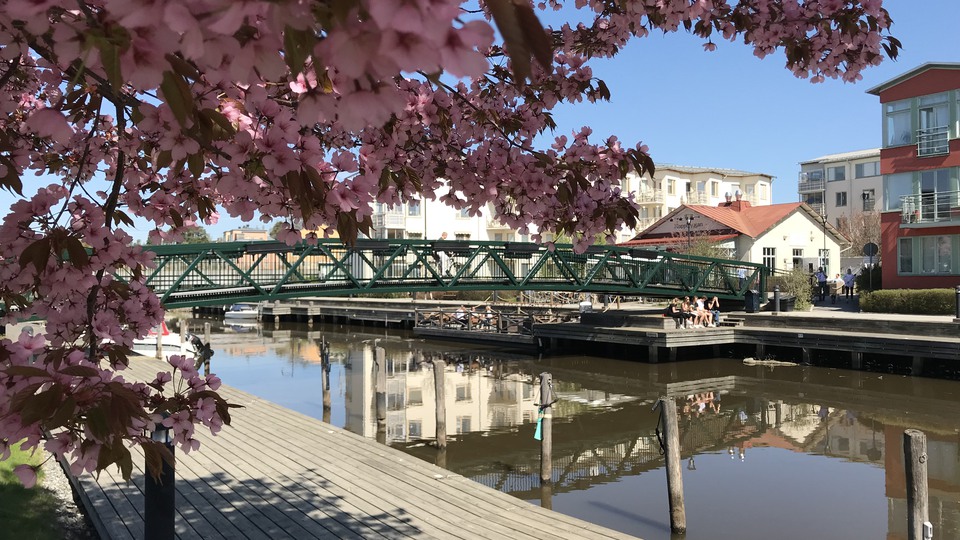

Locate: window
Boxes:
[819,248,830,274]
[711,181,719,197]
[667,179,675,195]
[454,233,470,241]
[407,387,422,406]
[759,184,768,200]
[455,384,472,401]
[827,166,845,182]
[918,93,950,156]
[792,249,803,270]
[836,192,847,207]
[919,168,953,221]
[456,416,472,434]
[762,247,776,272]
[885,99,912,147]
[898,237,914,273]
[861,189,875,211]
[458,208,471,218]
[883,172,913,211]
[407,232,423,239]
[408,421,422,438]
[855,161,880,178]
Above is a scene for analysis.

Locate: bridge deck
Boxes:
[68,355,638,540]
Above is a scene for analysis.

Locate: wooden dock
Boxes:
[69,355,638,540]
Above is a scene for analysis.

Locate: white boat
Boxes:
[132,321,197,358]
[224,303,259,320]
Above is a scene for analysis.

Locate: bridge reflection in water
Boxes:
[199,320,960,540]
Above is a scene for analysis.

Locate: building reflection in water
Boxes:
[206,322,960,540]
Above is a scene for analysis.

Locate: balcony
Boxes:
[798,178,825,194]
[373,213,405,230]
[486,215,513,229]
[635,191,663,204]
[807,202,825,216]
[901,190,960,224]
[917,126,949,157]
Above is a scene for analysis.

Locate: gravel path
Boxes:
[40,457,101,539]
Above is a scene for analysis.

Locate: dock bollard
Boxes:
[144,421,175,540]
[537,372,553,484]
[904,429,933,540]
[375,347,386,429]
[658,398,686,534]
[955,286,960,320]
[433,359,447,448]
[773,285,780,314]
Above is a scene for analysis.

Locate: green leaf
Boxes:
[59,365,100,377]
[5,366,49,377]
[99,42,123,90]
[188,152,204,178]
[160,71,194,128]
[20,387,63,425]
[18,238,51,273]
[283,26,313,74]
[48,396,77,430]
[64,237,90,268]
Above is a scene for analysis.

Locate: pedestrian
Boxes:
[842,269,856,301]
[814,268,827,302]
[830,273,843,304]
[708,296,721,325]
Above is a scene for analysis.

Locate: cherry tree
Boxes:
[0,0,899,482]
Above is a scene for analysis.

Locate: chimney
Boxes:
[735,189,742,201]
[724,192,732,202]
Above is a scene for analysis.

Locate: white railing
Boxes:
[798,179,825,193]
[900,190,960,224]
[636,191,663,203]
[917,126,950,157]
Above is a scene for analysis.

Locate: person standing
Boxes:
[842,269,856,301]
[814,268,827,302]
[830,273,843,304]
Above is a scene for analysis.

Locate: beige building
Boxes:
[222,227,269,242]
[619,165,774,243]
[797,148,882,227]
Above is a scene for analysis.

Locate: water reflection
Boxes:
[195,319,960,540]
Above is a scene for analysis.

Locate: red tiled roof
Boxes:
[620,233,738,246]
[689,202,803,238]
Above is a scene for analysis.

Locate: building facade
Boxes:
[622,196,846,274]
[370,198,527,243]
[222,227,269,242]
[618,165,774,243]
[866,63,960,289]
[797,148,882,226]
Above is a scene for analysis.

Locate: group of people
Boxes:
[664,296,721,329]
[813,268,857,304]
[453,305,497,329]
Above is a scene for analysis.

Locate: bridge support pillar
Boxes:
[912,356,925,376]
[647,345,659,364]
[755,343,766,358]
[851,351,863,370]
[668,347,677,363]
[801,348,812,364]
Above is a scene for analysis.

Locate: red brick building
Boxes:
[866,63,960,289]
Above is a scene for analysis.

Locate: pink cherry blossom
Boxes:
[13,464,38,488]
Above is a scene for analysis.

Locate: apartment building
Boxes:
[222,226,269,242]
[797,148,882,227]
[370,198,526,243]
[865,62,960,289]
[619,165,774,243]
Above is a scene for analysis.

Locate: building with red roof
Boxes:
[622,193,847,274]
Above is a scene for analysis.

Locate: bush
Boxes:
[860,288,955,315]
[767,269,813,311]
[855,264,882,291]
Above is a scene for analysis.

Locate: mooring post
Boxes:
[955,285,960,320]
[540,482,553,511]
[155,328,163,360]
[203,322,211,345]
[375,347,386,430]
[144,422,175,540]
[321,337,331,414]
[659,397,687,534]
[433,359,447,448]
[773,285,780,314]
[539,372,553,484]
[179,320,186,343]
[852,351,863,370]
[904,429,933,540]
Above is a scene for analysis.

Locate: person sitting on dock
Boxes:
[481,306,498,331]
[664,298,685,328]
[708,296,721,325]
[695,296,714,327]
[680,297,696,329]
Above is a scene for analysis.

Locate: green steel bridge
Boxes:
[138,239,768,309]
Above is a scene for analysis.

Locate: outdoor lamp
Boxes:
[685,215,693,248]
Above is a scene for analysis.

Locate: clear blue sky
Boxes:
[2,0,955,240]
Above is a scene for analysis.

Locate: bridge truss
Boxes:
[138,239,768,308]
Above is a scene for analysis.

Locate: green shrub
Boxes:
[860,288,955,315]
[855,264,882,291]
[767,269,813,311]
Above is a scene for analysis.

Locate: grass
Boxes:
[0,441,64,540]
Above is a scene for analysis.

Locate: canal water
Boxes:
[202,320,960,540]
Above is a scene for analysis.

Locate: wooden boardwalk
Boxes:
[69,355,638,540]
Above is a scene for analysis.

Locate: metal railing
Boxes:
[900,190,960,224]
[917,126,950,157]
[636,191,664,204]
[133,239,768,308]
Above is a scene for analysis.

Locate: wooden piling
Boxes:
[203,322,211,344]
[321,337,331,412]
[540,482,553,511]
[155,330,163,360]
[539,372,553,484]
[904,429,930,540]
[659,397,687,534]
[375,347,386,428]
[433,359,447,448]
[852,351,863,370]
[647,345,659,363]
[179,320,186,343]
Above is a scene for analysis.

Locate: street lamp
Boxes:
[821,212,828,275]
[685,215,693,249]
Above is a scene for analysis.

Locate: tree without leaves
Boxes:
[0,1,900,481]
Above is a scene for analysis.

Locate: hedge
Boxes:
[859,288,956,315]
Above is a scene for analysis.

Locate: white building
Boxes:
[619,165,774,243]
[797,149,882,228]
[370,198,527,243]
[623,195,847,274]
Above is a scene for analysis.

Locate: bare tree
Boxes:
[837,211,881,252]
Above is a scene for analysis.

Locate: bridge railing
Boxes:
[134,240,767,308]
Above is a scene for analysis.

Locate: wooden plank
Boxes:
[72,355,636,540]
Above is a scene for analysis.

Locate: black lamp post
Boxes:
[685,215,693,249]
[145,419,175,540]
[821,212,828,274]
